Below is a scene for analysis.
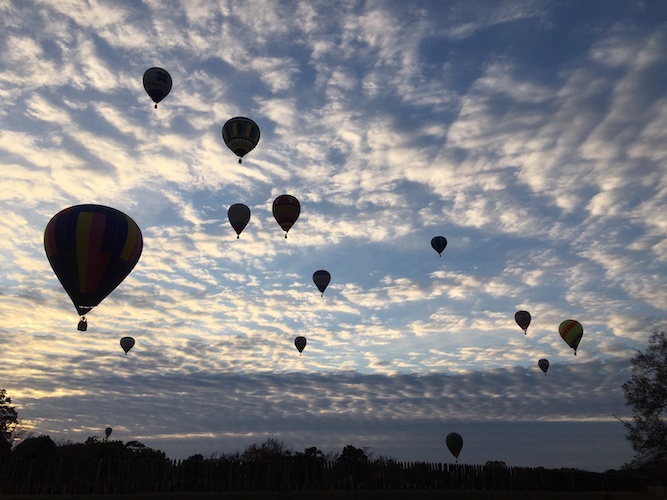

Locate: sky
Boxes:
[0,0,666,473]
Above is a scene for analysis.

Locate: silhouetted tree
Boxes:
[241,438,292,461]
[0,389,18,462]
[620,330,667,485]
[337,444,369,464]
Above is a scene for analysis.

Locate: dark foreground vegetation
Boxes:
[0,436,647,496]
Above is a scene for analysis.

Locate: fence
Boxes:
[0,457,646,495]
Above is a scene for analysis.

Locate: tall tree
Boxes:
[0,389,19,460]
[621,330,667,480]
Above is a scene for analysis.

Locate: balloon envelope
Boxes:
[538,358,549,374]
[295,336,307,354]
[143,67,172,107]
[559,319,583,354]
[431,236,447,256]
[515,310,531,334]
[222,117,260,162]
[313,270,331,295]
[272,195,300,236]
[446,432,463,460]
[44,205,143,317]
[228,203,251,238]
[120,336,135,355]
[105,427,112,438]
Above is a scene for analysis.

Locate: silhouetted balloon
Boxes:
[515,310,531,334]
[446,432,463,461]
[120,336,135,355]
[431,236,447,256]
[272,195,300,237]
[228,203,251,238]
[143,67,172,108]
[222,117,260,163]
[44,205,143,326]
[105,427,112,438]
[559,319,583,355]
[538,358,549,374]
[313,270,331,296]
[295,336,307,355]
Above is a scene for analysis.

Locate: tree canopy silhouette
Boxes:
[621,330,667,484]
[0,389,19,461]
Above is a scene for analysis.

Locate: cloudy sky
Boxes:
[1,0,666,472]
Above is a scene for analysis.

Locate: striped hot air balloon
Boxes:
[44,205,143,327]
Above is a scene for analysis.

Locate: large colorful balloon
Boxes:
[228,203,251,239]
[431,236,447,256]
[120,336,135,355]
[515,310,531,334]
[446,432,463,461]
[295,336,307,355]
[313,270,331,296]
[222,117,261,163]
[559,319,583,355]
[272,195,300,237]
[44,205,143,326]
[143,67,172,108]
[105,427,112,439]
[538,358,549,374]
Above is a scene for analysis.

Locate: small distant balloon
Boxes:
[446,432,463,461]
[515,310,531,334]
[222,117,261,163]
[431,236,447,257]
[272,195,300,238]
[559,319,583,355]
[120,336,135,355]
[295,336,307,355]
[228,203,251,238]
[313,270,331,296]
[143,67,172,108]
[538,358,549,374]
[105,427,112,439]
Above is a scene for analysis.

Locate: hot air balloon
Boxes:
[143,67,172,108]
[272,195,300,238]
[105,427,112,439]
[313,270,331,296]
[431,236,447,256]
[515,310,531,334]
[559,319,583,355]
[228,203,251,238]
[120,336,135,355]
[295,336,307,355]
[538,358,549,374]
[446,432,463,462]
[44,205,143,328]
[222,117,260,163]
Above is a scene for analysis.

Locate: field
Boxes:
[1,489,666,500]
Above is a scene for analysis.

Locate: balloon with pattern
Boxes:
[222,117,261,163]
[44,205,143,328]
[559,319,583,355]
[143,67,172,108]
[105,427,112,439]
